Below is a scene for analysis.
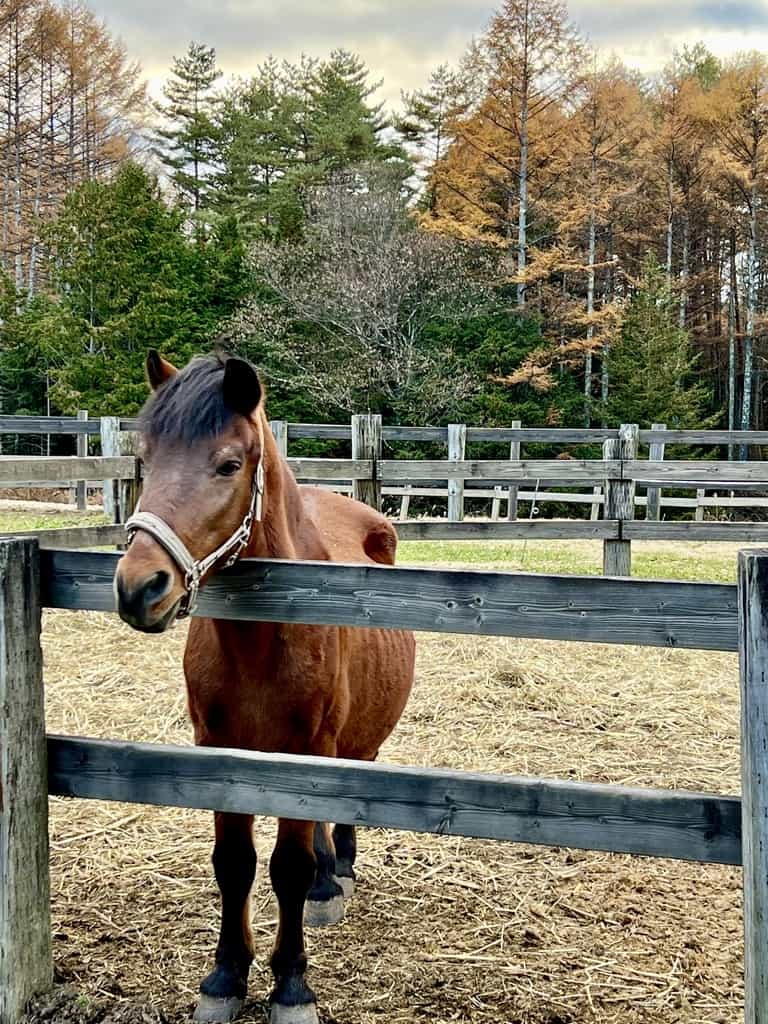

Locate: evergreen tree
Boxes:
[604,255,711,427]
[154,42,222,215]
[0,163,248,414]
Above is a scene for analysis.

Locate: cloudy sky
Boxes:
[89,0,768,107]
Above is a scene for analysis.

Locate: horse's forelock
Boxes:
[139,354,238,445]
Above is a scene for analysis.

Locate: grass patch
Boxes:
[0,509,106,533]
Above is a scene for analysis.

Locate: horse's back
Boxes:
[299,486,398,566]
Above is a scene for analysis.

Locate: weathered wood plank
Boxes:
[645,422,666,522]
[738,550,768,1023]
[507,420,521,521]
[395,521,620,541]
[0,456,135,485]
[288,459,372,481]
[40,549,738,651]
[75,411,88,512]
[0,540,52,1023]
[270,420,288,457]
[47,736,742,866]
[626,522,768,542]
[287,423,352,440]
[380,460,621,482]
[0,416,99,435]
[640,429,768,445]
[447,424,467,522]
[351,416,382,510]
[0,525,126,549]
[628,460,768,483]
[602,426,638,576]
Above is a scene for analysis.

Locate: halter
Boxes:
[125,421,266,619]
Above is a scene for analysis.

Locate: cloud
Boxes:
[90,0,768,107]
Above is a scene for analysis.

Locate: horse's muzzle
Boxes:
[115,570,179,633]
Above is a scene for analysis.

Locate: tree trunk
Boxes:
[679,210,689,329]
[666,158,674,287]
[517,88,528,308]
[742,178,758,457]
[584,168,596,427]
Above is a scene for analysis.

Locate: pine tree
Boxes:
[154,42,221,215]
[397,64,464,215]
[604,255,711,427]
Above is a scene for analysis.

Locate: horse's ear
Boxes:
[146,350,178,391]
[222,358,263,417]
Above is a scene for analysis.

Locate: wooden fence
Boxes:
[7,415,768,575]
[1,538,767,1021]
[4,414,768,520]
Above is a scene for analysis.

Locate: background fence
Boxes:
[1,537,767,1022]
[6,415,768,574]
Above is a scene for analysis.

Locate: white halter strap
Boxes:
[125,420,266,618]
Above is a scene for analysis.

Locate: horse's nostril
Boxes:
[117,570,173,620]
[144,570,172,604]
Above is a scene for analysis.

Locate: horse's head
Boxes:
[115,351,266,633]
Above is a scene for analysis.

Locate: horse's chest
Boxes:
[183,620,344,752]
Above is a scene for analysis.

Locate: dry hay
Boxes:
[31,605,743,1024]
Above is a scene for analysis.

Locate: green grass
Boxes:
[0,509,107,533]
[398,537,749,584]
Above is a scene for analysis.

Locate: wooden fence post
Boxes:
[646,422,667,521]
[73,410,88,512]
[270,420,288,458]
[100,416,120,521]
[738,548,768,1024]
[101,418,139,524]
[507,419,521,521]
[447,424,467,523]
[0,539,52,1023]
[352,414,382,511]
[602,423,638,577]
[399,485,412,521]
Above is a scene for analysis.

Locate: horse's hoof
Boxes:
[193,995,244,1023]
[334,873,355,900]
[304,893,345,928]
[269,1003,319,1024]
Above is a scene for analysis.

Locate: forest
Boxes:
[0,0,765,437]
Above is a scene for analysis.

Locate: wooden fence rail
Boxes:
[0,537,765,1022]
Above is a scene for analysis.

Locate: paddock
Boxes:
[2,533,758,1024]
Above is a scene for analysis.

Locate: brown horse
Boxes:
[114,352,416,1024]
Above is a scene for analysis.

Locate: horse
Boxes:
[114,351,416,1024]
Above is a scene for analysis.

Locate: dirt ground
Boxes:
[26,586,743,1024]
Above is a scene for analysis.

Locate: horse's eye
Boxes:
[216,460,242,477]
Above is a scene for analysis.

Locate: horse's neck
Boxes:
[245,413,327,562]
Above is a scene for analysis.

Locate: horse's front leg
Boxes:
[194,812,257,1023]
[269,818,318,1024]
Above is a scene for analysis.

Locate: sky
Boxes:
[88,0,768,108]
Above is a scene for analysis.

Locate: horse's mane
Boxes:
[140,353,240,444]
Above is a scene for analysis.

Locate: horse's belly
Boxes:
[336,627,416,760]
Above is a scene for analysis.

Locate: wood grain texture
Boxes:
[646,423,666,522]
[628,460,768,483]
[75,411,88,512]
[447,424,467,522]
[351,415,382,510]
[626,522,768,542]
[0,456,134,485]
[394,521,620,541]
[47,736,741,866]
[99,418,121,521]
[270,420,288,457]
[288,458,372,482]
[0,540,52,1023]
[641,429,768,445]
[0,525,126,549]
[602,426,638,577]
[40,549,738,651]
[380,460,621,482]
[507,420,522,521]
[0,416,99,435]
[738,550,768,1023]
